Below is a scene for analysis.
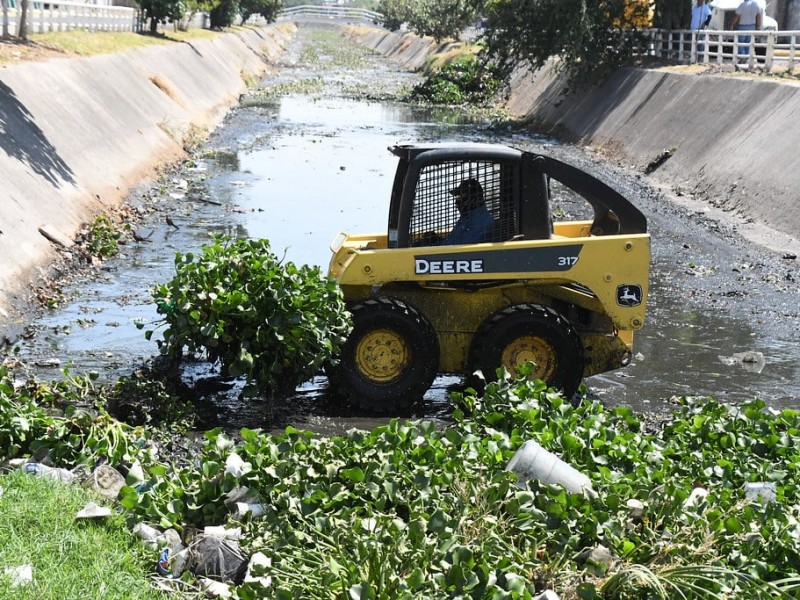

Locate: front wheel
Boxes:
[469,304,584,399]
[329,297,439,413]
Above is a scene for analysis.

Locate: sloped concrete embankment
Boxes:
[504,64,800,242]
[348,26,800,244]
[345,26,457,71]
[0,25,295,336]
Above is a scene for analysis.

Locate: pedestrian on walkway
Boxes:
[691,0,713,59]
[691,0,712,30]
[730,0,764,58]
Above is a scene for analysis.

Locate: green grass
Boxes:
[0,470,167,600]
[33,28,222,56]
[0,25,269,65]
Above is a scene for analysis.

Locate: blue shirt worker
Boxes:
[443,178,494,245]
[691,0,712,30]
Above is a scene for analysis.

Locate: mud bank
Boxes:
[348,27,800,249]
[0,24,294,335]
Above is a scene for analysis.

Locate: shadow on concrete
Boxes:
[0,80,75,186]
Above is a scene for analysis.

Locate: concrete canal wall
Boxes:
[348,27,800,251]
[0,25,294,337]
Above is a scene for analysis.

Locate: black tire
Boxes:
[329,297,439,413]
[468,304,584,399]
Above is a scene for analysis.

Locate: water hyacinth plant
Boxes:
[119,376,800,598]
[142,235,352,397]
[3,358,800,598]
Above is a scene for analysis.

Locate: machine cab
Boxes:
[386,143,646,249]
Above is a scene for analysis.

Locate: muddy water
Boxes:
[13,27,798,435]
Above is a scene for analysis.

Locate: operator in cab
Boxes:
[442,178,493,245]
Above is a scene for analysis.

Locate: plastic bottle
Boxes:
[22,463,75,483]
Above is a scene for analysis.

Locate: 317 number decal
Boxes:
[558,256,579,267]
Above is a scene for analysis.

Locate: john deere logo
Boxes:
[616,285,642,307]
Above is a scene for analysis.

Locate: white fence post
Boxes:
[2,1,157,35]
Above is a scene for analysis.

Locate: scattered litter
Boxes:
[158,548,191,578]
[76,502,112,520]
[244,552,272,587]
[198,577,232,598]
[232,502,267,520]
[626,499,646,520]
[506,440,597,498]
[579,544,615,575]
[744,482,776,505]
[224,453,248,478]
[33,358,61,368]
[156,548,172,577]
[3,565,33,588]
[718,351,765,374]
[223,486,261,507]
[684,486,709,508]
[134,522,163,549]
[38,224,74,248]
[192,535,248,583]
[84,464,126,499]
[22,462,74,483]
[204,525,242,541]
[644,148,674,174]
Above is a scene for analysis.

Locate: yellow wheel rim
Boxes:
[355,329,410,383]
[501,335,557,382]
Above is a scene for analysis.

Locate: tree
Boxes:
[377,0,413,32]
[2,0,10,39]
[379,0,479,42]
[178,0,219,31]
[481,0,649,86]
[18,0,28,40]
[408,0,478,42]
[209,0,238,28]
[137,0,187,33]
[239,0,282,24]
[653,0,690,29]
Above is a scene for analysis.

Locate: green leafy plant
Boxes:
[481,0,651,87]
[4,357,800,598]
[143,235,352,397]
[84,215,128,259]
[0,364,145,468]
[407,54,503,106]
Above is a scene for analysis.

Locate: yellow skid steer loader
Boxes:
[326,143,650,411]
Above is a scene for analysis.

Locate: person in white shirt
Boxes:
[730,0,764,57]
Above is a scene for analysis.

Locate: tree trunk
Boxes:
[18,0,28,40]
[1,0,9,39]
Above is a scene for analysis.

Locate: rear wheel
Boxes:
[330,297,439,413]
[469,304,584,399]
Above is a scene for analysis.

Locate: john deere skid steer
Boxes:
[326,143,650,411]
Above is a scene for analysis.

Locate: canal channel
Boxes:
[12,26,799,434]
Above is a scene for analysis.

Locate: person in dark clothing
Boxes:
[442,178,493,245]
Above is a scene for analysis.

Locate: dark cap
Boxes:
[449,178,482,198]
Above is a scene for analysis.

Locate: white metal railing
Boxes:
[1,0,140,35]
[277,4,383,25]
[638,28,800,70]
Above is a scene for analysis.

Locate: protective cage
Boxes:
[408,159,518,246]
